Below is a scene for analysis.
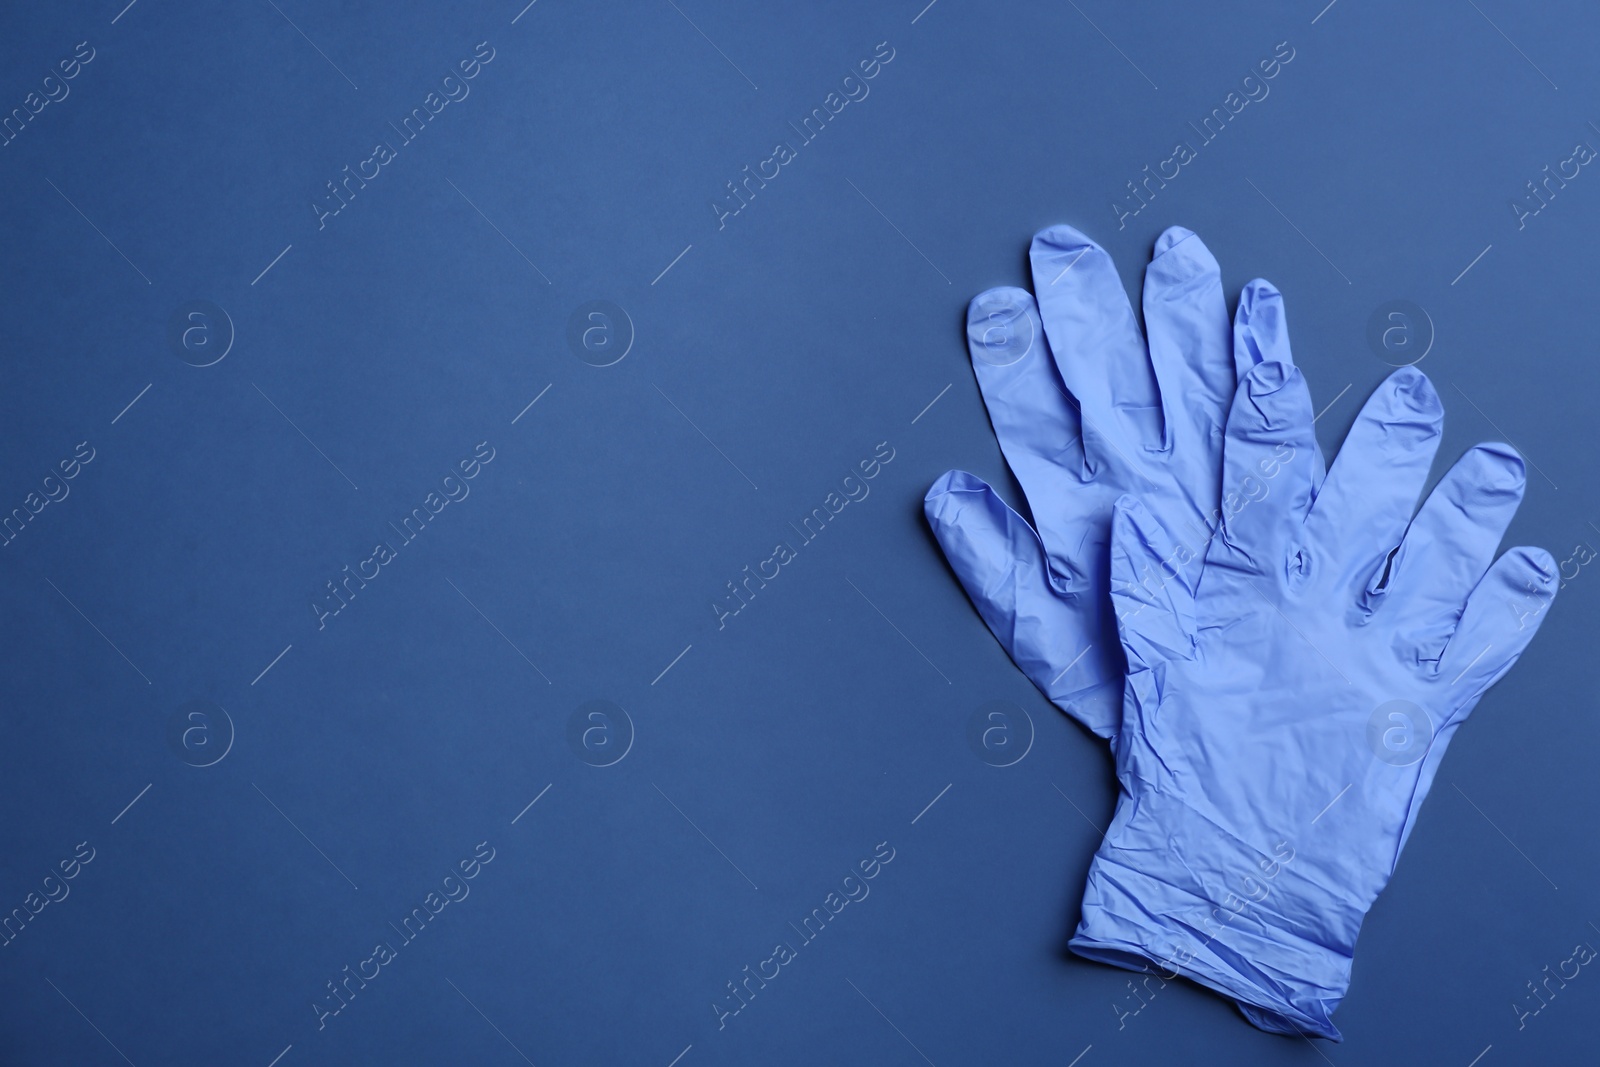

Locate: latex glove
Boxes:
[1069,360,1557,1038]
[926,225,1300,736]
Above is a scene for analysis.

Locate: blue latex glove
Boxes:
[1069,360,1558,1039]
[926,225,1297,736]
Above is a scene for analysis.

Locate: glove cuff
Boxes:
[1069,802,1352,1041]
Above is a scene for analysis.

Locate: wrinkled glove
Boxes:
[926,224,1298,736]
[1069,360,1557,1039]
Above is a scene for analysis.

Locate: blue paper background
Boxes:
[0,1,1594,1063]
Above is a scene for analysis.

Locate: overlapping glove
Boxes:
[925,224,1298,736]
[928,223,1557,1039]
[1069,359,1556,1039]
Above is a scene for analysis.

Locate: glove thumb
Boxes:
[925,470,1119,737]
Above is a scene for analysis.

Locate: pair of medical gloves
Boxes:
[925,224,1557,1040]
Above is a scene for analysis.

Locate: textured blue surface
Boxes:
[0,1,1595,1064]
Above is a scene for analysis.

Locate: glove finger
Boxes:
[965,287,1091,584]
[1233,279,1328,491]
[1432,546,1557,697]
[1110,494,1198,670]
[1393,544,1551,859]
[1029,225,1164,466]
[1212,361,1318,578]
[1304,368,1443,590]
[924,470,1119,737]
[1384,443,1527,663]
[1142,227,1232,469]
[1233,278,1293,377]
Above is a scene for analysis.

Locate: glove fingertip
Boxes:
[1507,544,1558,595]
[1030,223,1100,258]
[924,468,981,508]
[1464,441,1527,491]
[1147,225,1217,282]
[1234,279,1291,370]
[1234,360,1312,435]
[1153,224,1199,256]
